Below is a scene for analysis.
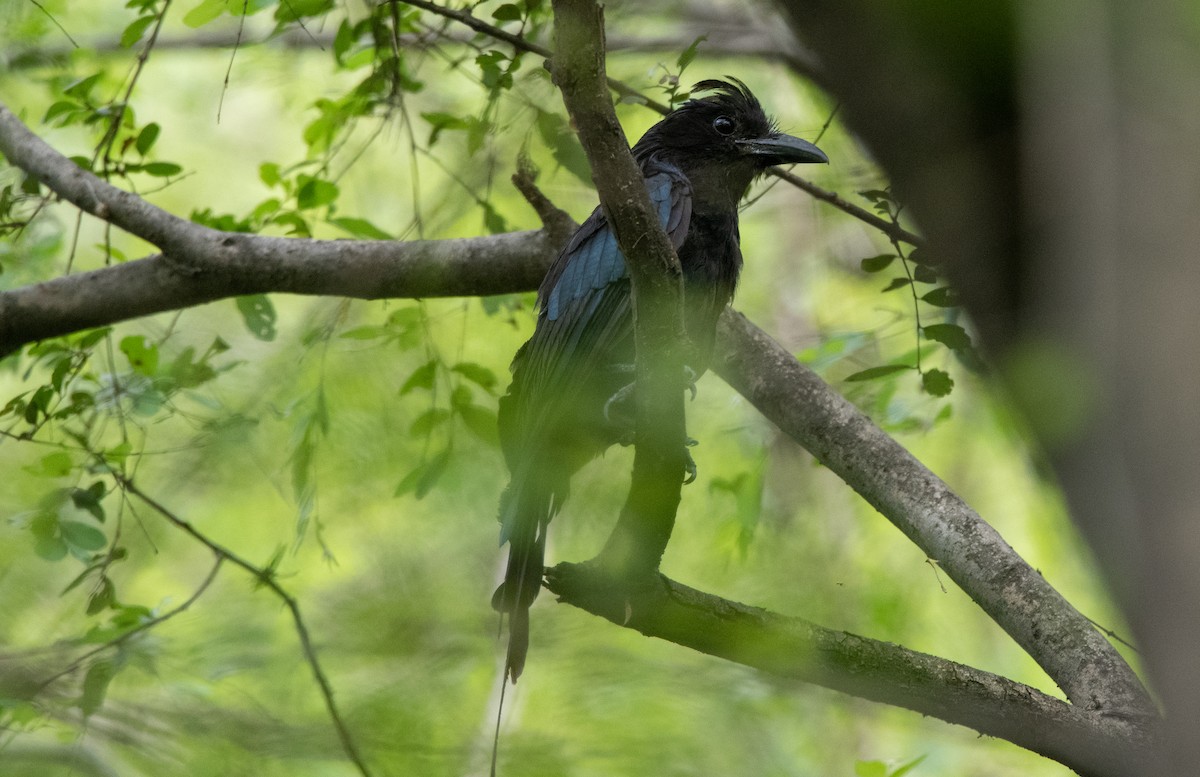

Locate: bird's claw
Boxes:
[603,381,636,427]
[684,365,698,401]
[683,446,698,484]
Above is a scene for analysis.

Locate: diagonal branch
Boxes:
[712,309,1155,717]
[550,0,688,574]
[114,475,374,777]
[544,561,1157,777]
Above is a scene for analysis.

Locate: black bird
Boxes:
[492,79,827,681]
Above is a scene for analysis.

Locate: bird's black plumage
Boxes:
[493,79,827,681]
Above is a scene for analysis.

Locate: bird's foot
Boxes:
[683,365,698,401]
[603,364,699,428]
[603,380,637,429]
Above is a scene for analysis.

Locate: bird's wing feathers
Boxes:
[542,169,692,321]
[502,167,692,466]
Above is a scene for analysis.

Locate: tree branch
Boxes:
[711,310,1156,718]
[0,232,554,358]
[114,474,375,777]
[550,0,688,574]
[544,562,1157,777]
[394,0,912,247]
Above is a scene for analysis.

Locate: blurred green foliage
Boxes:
[0,1,1119,775]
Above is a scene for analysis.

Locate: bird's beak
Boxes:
[737,132,828,165]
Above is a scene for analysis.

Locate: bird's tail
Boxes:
[491,478,557,683]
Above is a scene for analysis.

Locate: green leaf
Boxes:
[492,3,522,21]
[676,35,707,70]
[70,482,107,522]
[105,441,132,467]
[236,295,277,341]
[860,253,895,273]
[141,161,182,177]
[119,335,159,375]
[86,577,116,615]
[451,362,498,392]
[134,122,160,155]
[121,14,156,47]
[410,407,451,436]
[183,0,225,27]
[80,659,116,717]
[476,50,512,91]
[399,360,438,395]
[62,521,107,552]
[921,368,954,397]
[845,364,914,382]
[34,533,69,561]
[921,287,957,307]
[259,162,281,187]
[44,100,83,125]
[415,448,451,498]
[275,0,333,22]
[912,264,937,283]
[858,189,893,205]
[854,761,888,777]
[333,19,356,63]
[449,384,473,410]
[482,203,508,234]
[923,323,972,350]
[420,111,469,144]
[328,217,392,240]
[296,177,339,209]
[881,277,911,292]
[37,451,74,477]
[63,73,103,100]
[395,448,452,499]
[457,404,499,446]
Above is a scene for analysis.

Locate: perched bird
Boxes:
[492,79,828,681]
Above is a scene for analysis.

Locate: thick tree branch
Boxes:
[544,562,1156,777]
[550,0,689,574]
[0,232,554,358]
[712,310,1155,718]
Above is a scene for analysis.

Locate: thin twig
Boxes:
[37,557,225,691]
[94,0,172,171]
[769,167,924,247]
[113,474,375,777]
[27,0,79,48]
[217,0,250,123]
[395,0,670,113]
[395,0,923,248]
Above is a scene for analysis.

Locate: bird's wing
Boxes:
[499,167,693,472]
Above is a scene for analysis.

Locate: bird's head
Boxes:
[632,78,827,205]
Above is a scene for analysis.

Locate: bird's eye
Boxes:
[712,116,735,136]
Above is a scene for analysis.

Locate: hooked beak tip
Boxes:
[738,133,828,166]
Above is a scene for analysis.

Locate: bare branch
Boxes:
[36,558,224,692]
[115,475,375,777]
[712,309,1156,717]
[545,562,1159,777]
[768,167,924,247]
